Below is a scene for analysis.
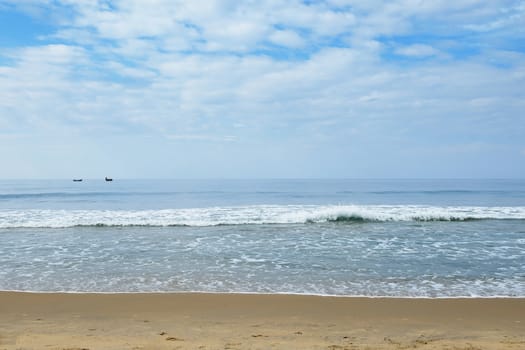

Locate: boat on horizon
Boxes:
[72,179,83,182]
[105,177,113,182]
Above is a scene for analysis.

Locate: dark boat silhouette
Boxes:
[105,177,113,182]
[73,179,83,182]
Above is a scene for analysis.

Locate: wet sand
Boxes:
[0,292,524,349]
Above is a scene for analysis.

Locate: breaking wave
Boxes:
[1,205,525,228]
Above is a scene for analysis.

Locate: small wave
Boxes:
[0,192,132,200]
[0,191,190,200]
[0,192,76,200]
[1,205,525,228]
[336,190,519,195]
[320,215,480,223]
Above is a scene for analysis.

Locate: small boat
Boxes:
[73,179,83,182]
[105,177,113,182]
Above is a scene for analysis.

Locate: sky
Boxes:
[0,0,524,179]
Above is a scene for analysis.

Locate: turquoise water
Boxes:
[1,179,524,296]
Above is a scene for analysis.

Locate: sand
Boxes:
[0,292,524,350]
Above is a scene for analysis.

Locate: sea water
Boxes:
[1,179,524,297]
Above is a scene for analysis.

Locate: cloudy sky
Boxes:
[0,0,524,179]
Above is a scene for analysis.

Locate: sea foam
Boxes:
[1,205,525,228]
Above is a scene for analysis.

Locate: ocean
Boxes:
[1,179,524,297]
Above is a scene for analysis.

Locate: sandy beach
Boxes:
[0,292,523,349]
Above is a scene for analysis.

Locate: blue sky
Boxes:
[0,0,524,179]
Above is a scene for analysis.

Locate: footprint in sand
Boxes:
[166,336,184,341]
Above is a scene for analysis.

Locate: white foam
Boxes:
[1,205,525,228]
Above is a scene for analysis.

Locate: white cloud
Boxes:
[464,1,525,32]
[8,44,86,66]
[3,41,522,144]
[269,29,305,48]
[395,44,441,57]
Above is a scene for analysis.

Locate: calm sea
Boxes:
[1,179,524,297]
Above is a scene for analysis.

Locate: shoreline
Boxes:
[1,292,524,349]
[1,289,525,298]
